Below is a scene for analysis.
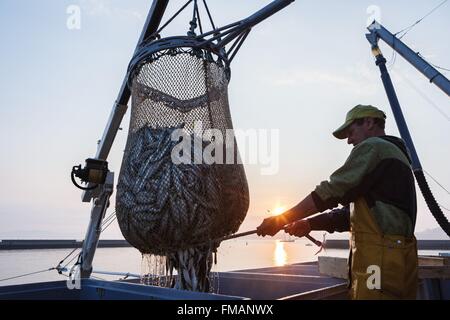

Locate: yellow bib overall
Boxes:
[349,198,418,300]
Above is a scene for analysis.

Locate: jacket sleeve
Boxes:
[311,141,379,212]
[307,206,350,233]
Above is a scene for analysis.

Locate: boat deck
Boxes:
[122,262,349,300]
[0,261,347,300]
[1,260,448,300]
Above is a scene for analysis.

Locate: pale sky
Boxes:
[0,0,449,240]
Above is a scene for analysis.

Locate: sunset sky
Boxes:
[0,0,449,240]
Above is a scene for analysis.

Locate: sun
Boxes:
[271,206,286,216]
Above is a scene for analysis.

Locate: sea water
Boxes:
[0,239,447,287]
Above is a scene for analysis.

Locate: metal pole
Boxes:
[367,21,450,97]
[92,270,141,279]
[216,0,295,48]
[97,0,169,158]
[80,172,114,278]
[82,0,169,202]
[373,50,422,170]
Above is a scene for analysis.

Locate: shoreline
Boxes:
[1,239,449,250]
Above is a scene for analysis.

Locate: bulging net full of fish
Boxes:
[116,50,249,291]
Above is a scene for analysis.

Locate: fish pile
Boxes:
[117,51,249,292]
[116,125,248,291]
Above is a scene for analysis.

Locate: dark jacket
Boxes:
[308,135,416,236]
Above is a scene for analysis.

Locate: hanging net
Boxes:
[116,47,249,291]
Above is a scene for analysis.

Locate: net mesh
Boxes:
[116,49,249,291]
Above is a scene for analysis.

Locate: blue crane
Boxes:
[366,21,450,237]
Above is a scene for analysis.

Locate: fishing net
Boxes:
[116,47,249,291]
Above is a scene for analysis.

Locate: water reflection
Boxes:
[273,240,287,266]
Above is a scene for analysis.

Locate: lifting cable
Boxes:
[423,170,450,212]
[0,268,57,283]
[395,0,449,39]
[388,0,449,70]
[391,69,450,122]
[1,208,119,283]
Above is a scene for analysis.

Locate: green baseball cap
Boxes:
[333,104,386,139]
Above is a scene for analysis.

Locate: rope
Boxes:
[417,52,450,74]
[424,169,450,195]
[430,64,450,73]
[2,208,119,284]
[395,0,449,39]
[194,0,203,35]
[56,247,78,266]
[101,215,117,233]
[53,208,117,276]
[386,47,397,70]
[202,0,216,30]
[101,210,116,227]
[61,251,82,271]
[154,0,193,38]
[0,268,56,282]
[423,170,450,213]
[390,69,450,122]
[388,0,449,71]
[1,247,83,282]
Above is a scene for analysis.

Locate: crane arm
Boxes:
[366,21,450,97]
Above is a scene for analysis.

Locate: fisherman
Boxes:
[257,105,418,300]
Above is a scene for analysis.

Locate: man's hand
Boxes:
[284,219,311,237]
[256,215,287,237]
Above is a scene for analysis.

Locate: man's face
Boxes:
[346,119,372,146]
